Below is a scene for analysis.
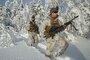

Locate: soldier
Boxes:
[27,15,39,47]
[41,6,69,58]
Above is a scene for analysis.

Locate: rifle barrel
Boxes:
[71,15,79,21]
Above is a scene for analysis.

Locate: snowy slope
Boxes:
[74,37,90,60]
[0,41,50,60]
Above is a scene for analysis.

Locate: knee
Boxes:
[65,41,69,47]
[61,40,69,47]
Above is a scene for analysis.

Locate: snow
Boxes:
[0,0,90,60]
[0,41,50,60]
[37,36,90,60]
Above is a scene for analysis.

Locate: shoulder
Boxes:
[58,17,65,24]
[42,18,50,26]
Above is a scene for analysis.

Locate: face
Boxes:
[32,18,35,22]
[51,12,58,19]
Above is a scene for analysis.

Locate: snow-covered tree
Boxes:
[65,0,90,38]
[0,5,3,22]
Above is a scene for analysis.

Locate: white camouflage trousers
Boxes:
[46,33,68,57]
[28,32,38,47]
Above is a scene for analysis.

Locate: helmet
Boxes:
[50,6,59,14]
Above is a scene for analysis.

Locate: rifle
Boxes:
[49,15,79,38]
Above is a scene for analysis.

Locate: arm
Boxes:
[44,25,51,38]
[40,20,51,39]
[49,16,79,38]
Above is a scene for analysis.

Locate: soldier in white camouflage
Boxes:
[41,6,69,58]
[27,15,39,47]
